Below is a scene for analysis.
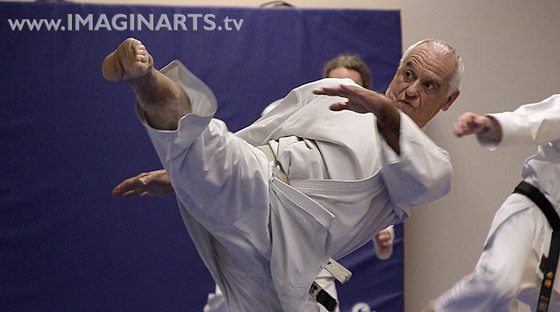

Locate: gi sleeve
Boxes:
[478,94,560,149]
[380,111,452,206]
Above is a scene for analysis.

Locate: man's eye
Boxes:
[404,70,414,80]
[424,82,439,94]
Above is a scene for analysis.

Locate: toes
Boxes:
[103,38,152,81]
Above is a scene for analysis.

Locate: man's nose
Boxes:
[405,81,420,98]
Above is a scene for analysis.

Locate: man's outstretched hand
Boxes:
[314,84,401,154]
[453,112,491,137]
[453,112,502,142]
[373,226,395,260]
[112,169,174,198]
[313,84,392,115]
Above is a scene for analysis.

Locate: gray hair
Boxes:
[401,39,464,96]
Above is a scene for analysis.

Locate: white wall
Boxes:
[390,2,560,311]
[63,0,560,310]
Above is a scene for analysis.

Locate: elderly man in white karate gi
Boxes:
[102,38,462,312]
[424,94,560,312]
[111,53,396,312]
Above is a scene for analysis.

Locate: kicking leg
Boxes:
[102,38,191,130]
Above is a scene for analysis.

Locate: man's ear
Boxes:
[442,90,460,111]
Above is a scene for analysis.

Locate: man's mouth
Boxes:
[396,99,413,107]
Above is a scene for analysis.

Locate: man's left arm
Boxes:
[313,85,452,206]
[483,94,560,148]
[313,84,402,154]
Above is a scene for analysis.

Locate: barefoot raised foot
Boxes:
[102,38,153,81]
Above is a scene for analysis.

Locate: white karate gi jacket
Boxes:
[140,61,452,312]
[436,94,560,312]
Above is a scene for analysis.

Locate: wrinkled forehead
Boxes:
[402,44,456,84]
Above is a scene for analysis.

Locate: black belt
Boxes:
[309,281,338,312]
[514,181,560,312]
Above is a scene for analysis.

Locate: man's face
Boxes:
[328,66,364,87]
[385,43,459,127]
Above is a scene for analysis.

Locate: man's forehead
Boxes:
[403,46,454,82]
[403,59,444,83]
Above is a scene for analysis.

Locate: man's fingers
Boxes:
[316,85,374,114]
[112,183,128,196]
[377,232,388,239]
[454,113,484,137]
[329,102,349,111]
[453,123,464,137]
[330,102,370,114]
[380,240,392,248]
[453,120,470,136]
[112,177,143,196]
[122,189,141,197]
[138,176,149,186]
[313,86,343,96]
[379,234,390,240]
[313,84,358,97]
